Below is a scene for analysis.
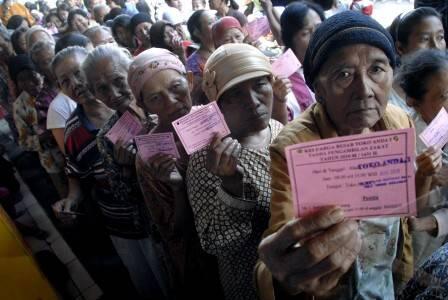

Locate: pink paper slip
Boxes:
[135,132,180,161]
[419,108,448,149]
[285,128,416,218]
[172,102,231,155]
[105,111,143,144]
[246,16,271,41]
[271,49,302,78]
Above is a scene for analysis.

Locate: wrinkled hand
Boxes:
[273,77,292,103]
[258,207,361,297]
[52,197,79,225]
[206,134,242,177]
[144,153,183,188]
[113,138,136,166]
[416,147,443,178]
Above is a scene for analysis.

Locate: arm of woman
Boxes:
[51,128,65,154]
[415,147,443,212]
[260,0,283,46]
[271,77,290,125]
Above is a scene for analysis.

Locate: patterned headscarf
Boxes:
[128,47,186,103]
[202,43,272,102]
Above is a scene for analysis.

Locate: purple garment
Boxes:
[289,72,314,111]
[35,81,58,131]
[186,50,207,77]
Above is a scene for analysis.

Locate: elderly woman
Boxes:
[128,47,223,299]
[67,9,90,33]
[211,16,245,48]
[81,44,169,299]
[255,11,441,299]
[25,25,54,51]
[186,43,284,300]
[209,0,247,27]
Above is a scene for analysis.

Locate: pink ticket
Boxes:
[419,108,448,149]
[172,102,231,155]
[135,132,180,161]
[271,49,302,78]
[105,111,143,144]
[285,128,416,218]
[246,16,271,41]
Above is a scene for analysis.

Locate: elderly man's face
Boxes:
[91,29,116,47]
[314,45,393,135]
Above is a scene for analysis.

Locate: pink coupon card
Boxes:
[135,132,180,161]
[271,49,302,78]
[285,128,416,218]
[105,111,143,144]
[246,16,271,41]
[172,102,231,155]
[419,108,448,149]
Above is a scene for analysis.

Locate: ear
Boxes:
[405,96,418,108]
[186,71,194,92]
[312,80,325,105]
[395,41,406,57]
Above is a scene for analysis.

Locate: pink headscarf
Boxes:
[128,48,186,102]
[212,16,243,45]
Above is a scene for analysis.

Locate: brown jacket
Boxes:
[255,102,414,300]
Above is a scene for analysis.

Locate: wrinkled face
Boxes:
[32,46,55,81]
[71,14,89,33]
[54,53,95,105]
[215,27,244,47]
[135,22,152,44]
[219,76,273,137]
[291,9,322,63]
[192,0,205,11]
[140,69,192,125]
[163,25,181,46]
[413,69,448,124]
[29,31,53,50]
[314,45,393,135]
[89,57,133,112]
[17,70,43,97]
[398,16,446,56]
[58,9,69,22]
[90,29,116,47]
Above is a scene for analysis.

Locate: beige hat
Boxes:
[202,43,272,102]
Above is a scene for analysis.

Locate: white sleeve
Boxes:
[46,97,76,129]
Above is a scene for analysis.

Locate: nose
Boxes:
[246,89,261,109]
[353,73,374,100]
[109,85,120,99]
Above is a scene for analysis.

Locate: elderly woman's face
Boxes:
[219,76,273,137]
[163,25,181,46]
[54,53,95,105]
[89,58,133,112]
[216,28,244,47]
[135,22,152,44]
[140,69,192,125]
[413,69,448,124]
[314,45,393,134]
[32,46,55,81]
[29,31,53,50]
[91,29,116,47]
[399,16,446,56]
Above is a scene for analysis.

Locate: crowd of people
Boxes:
[1,0,448,299]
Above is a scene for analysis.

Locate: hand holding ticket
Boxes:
[135,132,180,161]
[172,102,231,155]
[271,49,302,78]
[285,128,416,218]
[106,111,143,144]
[419,107,448,149]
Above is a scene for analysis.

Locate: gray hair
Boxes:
[29,40,55,63]
[82,44,132,86]
[51,46,88,74]
[83,25,112,41]
[93,4,109,15]
[25,25,53,50]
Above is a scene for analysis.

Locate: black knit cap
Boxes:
[303,11,396,91]
[8,54,36,84]
[130,13,152,35]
